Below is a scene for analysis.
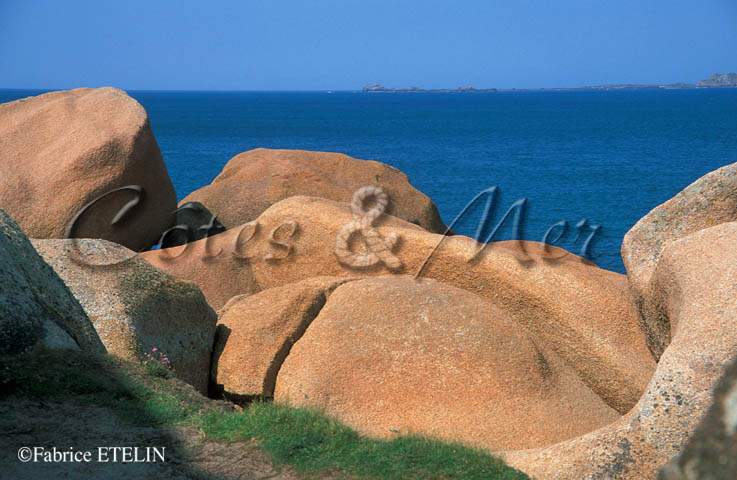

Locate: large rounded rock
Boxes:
[0,210,103,355]
[143,196,654,413]
[275,276,619,451]
[32,238,216,394]
[0,87,177,251]
[503,222,737,479]
[180,148,448,233]
[211,277,354,400]
[622,162,737,359]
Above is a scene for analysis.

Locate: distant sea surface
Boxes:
[2,89,736,273]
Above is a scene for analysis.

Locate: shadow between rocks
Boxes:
[0,349,296,480]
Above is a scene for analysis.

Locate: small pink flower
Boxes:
[152,347,158,352]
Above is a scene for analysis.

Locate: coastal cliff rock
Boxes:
[503,222,737,479]
[211,277,354,399]
[274,276,620,451]
[180,148,448,234]
[142,195,654,414]
[0,209,103,355]
[0,87,177,251]
[32,238,216,394]
[622,161,737,359]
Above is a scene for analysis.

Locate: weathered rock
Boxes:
[503,222,737,479]
[622,162,737,358]
[0,209,103,355]
[659,354,737,480]
[180,148,448,233]
[32,238,216,394]
[141,223,261,311]
[159,201,226,249]
[0,87,176,251]
[211,277,354,399]
[275,276,620,450]
[143,196,653,413]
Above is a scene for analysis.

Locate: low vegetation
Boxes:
[0,350,527,479]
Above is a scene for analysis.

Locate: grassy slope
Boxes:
[0,350,528,480]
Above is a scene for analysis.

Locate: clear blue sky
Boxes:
[1,0,735,90]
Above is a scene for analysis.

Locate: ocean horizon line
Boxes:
[0,86,731,94]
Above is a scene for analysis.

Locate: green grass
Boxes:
[201,402,527,479]
[0,350,528,480]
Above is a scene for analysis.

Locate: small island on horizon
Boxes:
[362,72,737,93]
[363,84,499,93]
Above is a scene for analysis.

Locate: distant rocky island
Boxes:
[362,72,737,93]
[697,72,737,87]
[362,84,498,93]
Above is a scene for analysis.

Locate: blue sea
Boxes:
[3,89,736,273]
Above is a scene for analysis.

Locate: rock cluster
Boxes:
[144,195,654,414]
[275,276,619,451]
[2,87,736,479]
[211,277,353,400]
